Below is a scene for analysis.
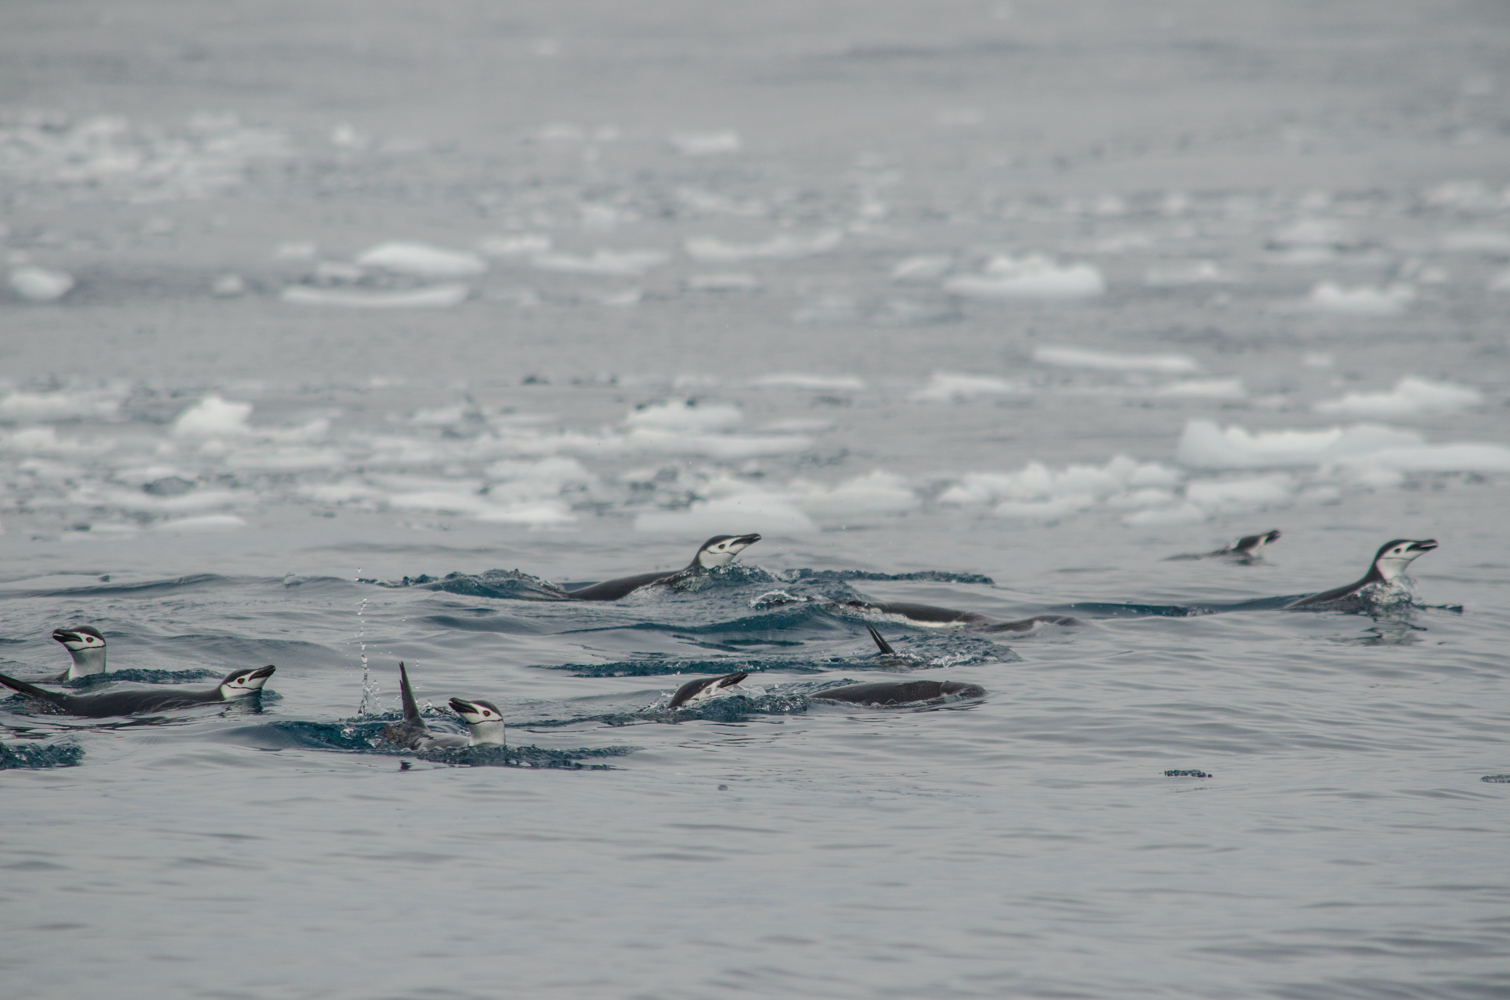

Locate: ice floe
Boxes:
[1287,282,1415,317]
[0,387,125,422]
[1143,260,1230,287]
[280,285,470,308]
[943,255,1105,300]
[531,250,668,276]
[750,374,866,392]
[1154,379,1246,400]
[910,372,1025,403]
[685,273,759,291]
[890,255,953,283]
[1440,230,1510,253]
[354,241,487,278]
[172,396,253,438]
[1176,419,1510,475]
[1033,346,1201,375]
[479,234,552,257]
[684,230,842,262]
[1314,377,1482,418]
[9,266,74,302]
[668,131,742,156]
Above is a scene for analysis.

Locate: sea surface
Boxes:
[3,2,1509,998]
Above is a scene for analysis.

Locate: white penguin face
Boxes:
[53,627,106,653]
[695,533,761,569]
[220,666,276,699]
[449,698,506,745]
[1374,539,1437,581]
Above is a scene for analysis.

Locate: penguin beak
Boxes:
[1408,540,1438,553]
[734,533,761,547]
[449,698,477,715]
[52,629,80,644]
[249,665,277,680]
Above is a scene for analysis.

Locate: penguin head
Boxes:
[219,665,276,700]
[449,697,506,746]
[693,533,762,569]
[52,626,106,653]
[1372,539,1437,581]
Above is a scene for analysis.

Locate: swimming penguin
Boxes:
[382,663,505,750]
[1165,529,1281,562]
[34,626,109,682]
[813,679,986,706]
[0,665,275,718]
[564,534,761,601]
[1285,538,1438,610]
[839,599,1078,633]
[667,670,748,709]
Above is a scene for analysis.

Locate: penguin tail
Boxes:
[398,663,423,725]
[0,671,66,707]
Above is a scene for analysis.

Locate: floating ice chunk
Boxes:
[1123,502,1208,527]
[1290,282,1415,316]
[758,418,835,434]
[1034,346,1201,375]
[669,131,742,156]
[224,446,340,471]
[479,234,551,257]
[387,490,494,516]
[750,373,866,392]
[1185,474,1294,512]
[636,492,817,535]
[993,495,1097,522]
[944,255,1105,300]
[890,255,953,283]
[531,250,668,276]
[618,431,812,461]
[1315,377,1482,418]
[1270,218,1361,250]
[784,471,919,518]
[1440,230,1510,253]
[940,456,1171,509]
[1144,260,1229,287]
[9,266,74,302]
[1342,443,1510,474]
[0,387,123,421]
[1176,420,1423,469]
[1423,180,1498,211]
[675,188,767,217]
[625,400,742,433]
[1155,378,1246,399]
[150,514,247,532]
[274,242,318,260]
[280,284,470,308]
[211,274,246,297]
[475,501,576,527]
[172,396,253,438]
[685,230,842,262]
[686,272,759,291]
[910,371,1025,402]
[354,241,487,278]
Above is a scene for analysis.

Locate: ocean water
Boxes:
[3,2,1510,997]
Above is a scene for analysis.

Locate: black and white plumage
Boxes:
[1285,538,1438,610]
[1165,529,1281,563]
[839,599,1079,633]
[0,664,275,718]
[667,671,748,709]
[813,680,986,706]
[382,663,505,750]
[564,534,761,601]
[34,626,109,682]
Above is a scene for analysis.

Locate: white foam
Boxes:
[890,255,953,282]
[149,514,248,532]
[1290,282,1416,316]
[944,255,1105,300]
[910,371,1025,403]
[9,266,74,302]
[1440,230,1510,252]
[1143,260,1229,287]
[686,273,759,291]
[172,396,253,438]
[668,131,742,156]
[684,230,842,262]
[624,401,742,433]
[479,234,552,257]
[1177,420,1424,469]
[750,374,866,392]
[1314,377,1482,418]
[1154,379,1246,399]
[280,285,470,308]
[530,250,668,276]
[1033,346,1201,375]
[354,241,487,278]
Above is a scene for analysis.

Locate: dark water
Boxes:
[3,2,1509,998]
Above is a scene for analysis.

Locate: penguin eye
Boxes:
[483,710,492,717]
[85,637,95,643]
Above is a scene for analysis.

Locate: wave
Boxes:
[0,741,84,769]
[4,573,229,599]
[266,720,635,769]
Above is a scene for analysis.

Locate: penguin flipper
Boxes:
[867,626,897,656]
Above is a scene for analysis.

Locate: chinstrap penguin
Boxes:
[667,670,748,709]
[34,626,109,682]
[1165,529,1281,563]
[564,534,761,601]
[813,679,986,706]
[0,665,275,718]
[1285,539,1438,610]
[382,663,505,750]
[839,599,1078,632]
